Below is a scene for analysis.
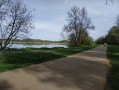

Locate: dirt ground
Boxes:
[0,46,110,90]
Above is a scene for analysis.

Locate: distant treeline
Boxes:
[95,26,119,45]
[4,39,68,43]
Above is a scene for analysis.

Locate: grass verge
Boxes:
[0,44,99,73]
[106,45,119,90]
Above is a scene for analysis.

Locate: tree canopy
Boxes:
[96,26,119,45]
[63,6,95,47]
[96,14,119,45]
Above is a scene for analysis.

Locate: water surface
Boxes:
[10,42,68,49]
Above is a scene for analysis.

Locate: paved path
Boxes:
[0,46,110,90]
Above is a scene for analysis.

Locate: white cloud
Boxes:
[24,0,119,40]
[34,22,63,32]
[88,8,102,16]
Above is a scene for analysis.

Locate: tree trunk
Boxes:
[0,41,3,50]
[74,36,77,47]
[79,35,82,46]
[74,41,77,47]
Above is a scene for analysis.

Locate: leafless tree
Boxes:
[116,15,119,28]
[105,0,115,4]
[0,0,33,50]
[63,6,95,47]
[60,32,66,40]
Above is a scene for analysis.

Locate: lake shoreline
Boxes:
[0,44,100,73]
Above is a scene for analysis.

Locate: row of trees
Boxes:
[13,39,68,43]
[96,26,119,45]
[62,6,95,47]
[96,15,119,45]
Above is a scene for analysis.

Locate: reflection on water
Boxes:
[10,43,68,48]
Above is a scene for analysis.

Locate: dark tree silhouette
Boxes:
[0,0,33,49]
[105,0,114,4]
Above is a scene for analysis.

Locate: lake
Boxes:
[10,42,68,49]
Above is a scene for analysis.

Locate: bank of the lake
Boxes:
[0,44,100,73]
[106,45,119,90]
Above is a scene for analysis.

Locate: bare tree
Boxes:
[105,0,115,4]
[116,15,119,28]
[0,0,33,50]
[60,32,66,40]
[63,6,95,47]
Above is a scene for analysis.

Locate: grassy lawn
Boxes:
[0,44,99,73]
[106,45,119,90]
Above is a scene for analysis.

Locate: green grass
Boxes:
[0,44,99,73]
[106,45,119,90]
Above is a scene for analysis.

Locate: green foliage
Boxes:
[96,26,119,45]
[95,36,106,44]
[68,33,77,47]
[106,45,119,90]
[80,31,94,45]
[105,26,119,45]
[68,30,94,47]
[0,45,99,72]
[15,39,68,43]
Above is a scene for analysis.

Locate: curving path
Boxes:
[0,46,110,90]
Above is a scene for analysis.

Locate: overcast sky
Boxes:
[24,0,119,41]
